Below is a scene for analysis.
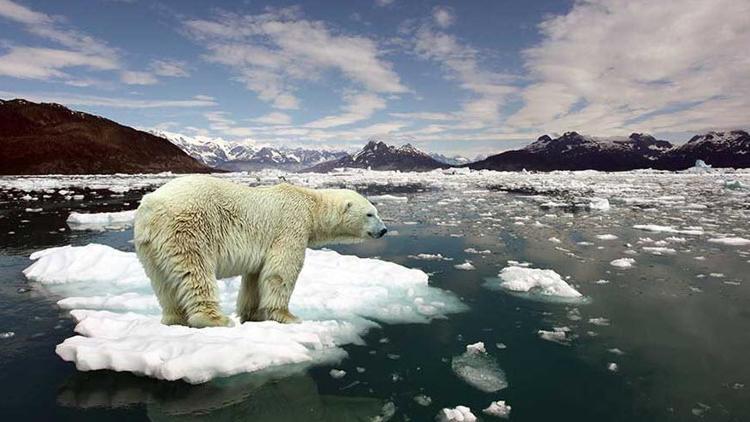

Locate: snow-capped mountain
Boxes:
[660,130,750,169]
[151,130,348,171]
[306,140,448,172]
[469,132,675,171]
[429,153,471,166]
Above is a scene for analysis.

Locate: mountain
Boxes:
[656,130,750,169]
[468,132,676,171]
[469,130,750,171]
[305,140,448,172]
[429,153,471,166]
[0,99,211,175]
[152,130,348,172]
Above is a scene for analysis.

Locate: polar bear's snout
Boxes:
[367,216,388,239]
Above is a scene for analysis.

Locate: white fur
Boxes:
[133,175,386,328]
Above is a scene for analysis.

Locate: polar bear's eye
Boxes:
[366,213,374,217]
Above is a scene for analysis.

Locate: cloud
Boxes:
[0,46,117,79]
[0,90,216,108]
[305,92,386,128]
[374,0,394,7]
[253,112,292,125]
[150,59,190,77]
[413,25,517,126]
[120,70,158,85]
[507,0,750,135]
[184,8,407,110]
[432,6,455,28]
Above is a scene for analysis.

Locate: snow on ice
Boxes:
[24,243,465,383]
[483,400,511,418]
[486,265,584,300]
[436,405,477,422]
[66,210,136,231]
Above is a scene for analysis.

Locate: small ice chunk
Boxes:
[607,362,619,372]
[538,327,571,344]
[464,248,491,254]
[66,210,136,231]
[451,343,508,392]
[0,331,15,339]
[610,258,636,268]
[642,247,677,255]
[483,400,511,418]
[372,401,396,422]
[492,266,583,298]
[708,237,750,246]
[633,224,703,236]
[608,348,625,355]
[454,261,475,271]
[368,194,407,202]
[436,406,477,422]
[589,197,610,211]
[595,279,610,285]
[589,317,610,326]
[329,369,346,379]
[409,253,452,261]
[596,234,618,240]
[414,394,432,406]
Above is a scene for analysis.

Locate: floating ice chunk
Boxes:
[548,237,562,243]
[66,210,137,231]
[0,331,14,339]
[451,342,508,393]
[329,369,346,379]
[595,279,610,285]
[436,406,477,422]
[596,234,618,240]
[483,400,511,418]
[610,258,636,268]
[368,194,408,203]
[373,401,396,422]
[633,224,703,236]
[589,317,610,326]
[25,244,465,383]
[409,253,453,261]
[464,248,491,254]
[607,362,619,372]
[642,246,677,255]
[724,180,746,190]
[589,197,610,211]
[454,261,475,271]
[414,394,432,406]
[538,327,571,345]
[708,237,750,246]
[489,266,583,299]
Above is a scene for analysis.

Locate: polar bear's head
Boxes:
[317,189,387,244]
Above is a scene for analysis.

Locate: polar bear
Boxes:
[133,175,387,328]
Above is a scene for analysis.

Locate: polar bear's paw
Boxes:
[251,308,301,324]
[187,311,233,328]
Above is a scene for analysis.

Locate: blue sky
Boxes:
[1,0,748,156]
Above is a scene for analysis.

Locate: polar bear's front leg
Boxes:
[237,272,260,323]
[252,248,304,324]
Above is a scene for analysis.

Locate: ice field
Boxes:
[1,166,749,421]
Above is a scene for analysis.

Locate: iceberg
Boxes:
[24,243,465,383]
[485,265,584,301]
[66,210,137,231]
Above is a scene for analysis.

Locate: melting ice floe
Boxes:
[484,265,584,302]
[436,406,477,422]
[66,210,136,231]
[24,243,465,383]
[708,237,750,246]
[451,342,508,393]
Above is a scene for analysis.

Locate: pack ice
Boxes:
[24,243,465,384]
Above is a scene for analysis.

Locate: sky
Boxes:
[1,0,748,157]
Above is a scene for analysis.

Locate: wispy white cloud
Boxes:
[305,92,386,128]
[374,0,395,7]
[0,90,216,108]
[431,6,455,28]
[0,46,117,79]
[120,70,158,85]
[507,0,750,135]
[253,111,292,125]
[184,7,407,110]
[150,59,190,77]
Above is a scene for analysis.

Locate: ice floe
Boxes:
[24,243,465,383]
[708,237,750,246]
[436,406,477,422]
[451,342,508,393]
[538,327,572,345]
[483,400,511,418]
[610,258,636,268]
[633,224,704,236]
[485,265,584,300]
[66,210,137,231]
